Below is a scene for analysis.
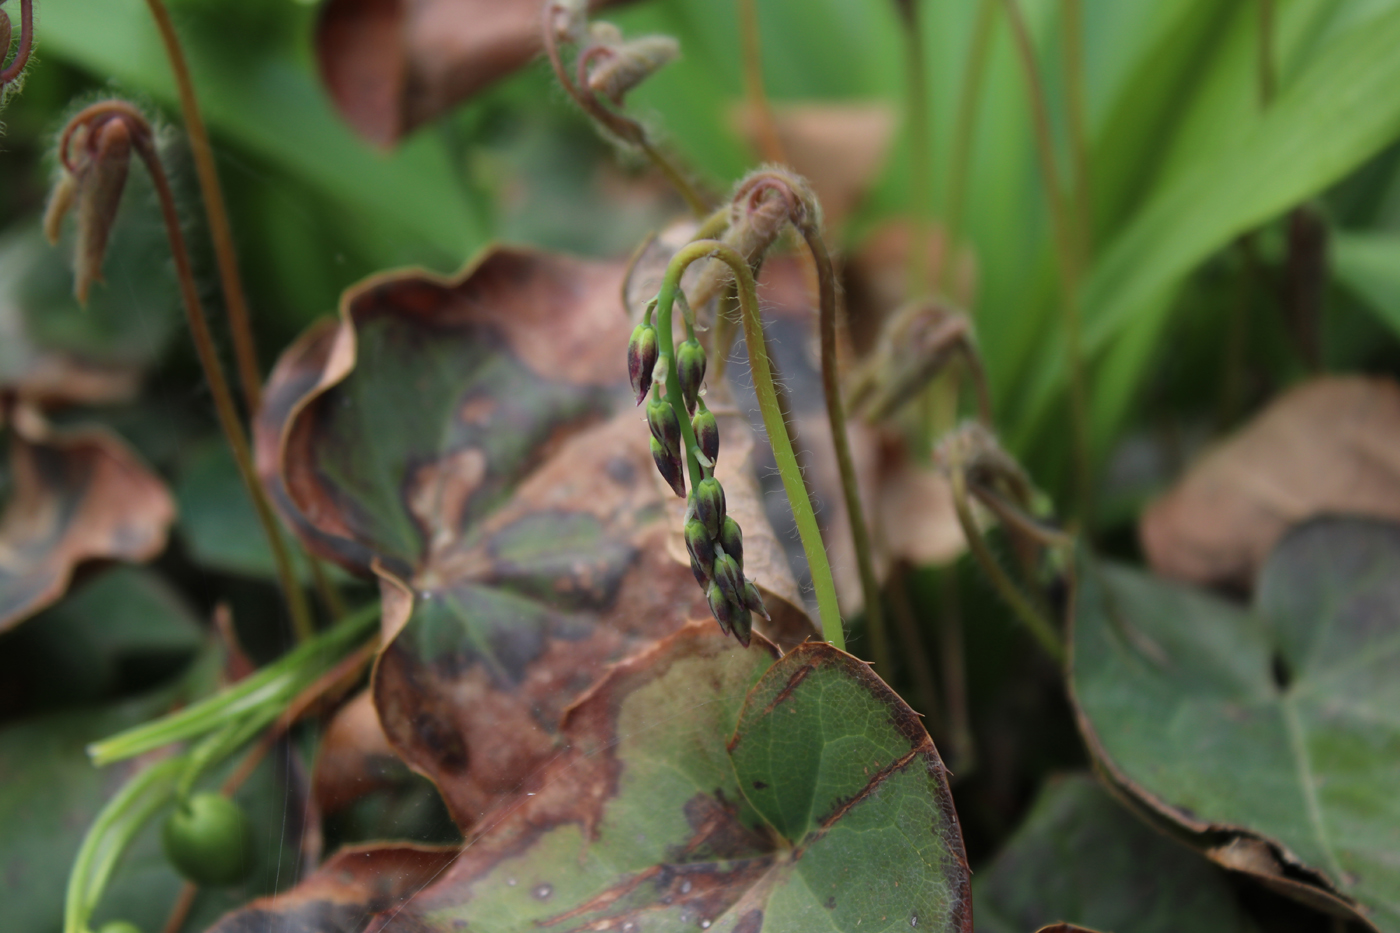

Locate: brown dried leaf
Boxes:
[312,689,402,815]
[206,843,458,933]
[0,405,174,632]
[732,102,896,232]
[316,0,635,147]
[1140,376,1400,588]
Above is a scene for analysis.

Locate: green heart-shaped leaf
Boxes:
[210,623,971,933]
[1071,517,1400,931]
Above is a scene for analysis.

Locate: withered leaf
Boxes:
[259,245,812,835]
[1140,376,1400,589]
[315,0,635,147]
[215,622,972,932]
[0,405,174,632]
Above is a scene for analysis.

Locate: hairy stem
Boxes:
[657,240,844,648]
[142,0,263,418]
[950,466,1064,664]
[737,0,786,163]
[0,0,33,85]
[543,5,709,217]
[999,0,1091,522]
[130,128,315,643]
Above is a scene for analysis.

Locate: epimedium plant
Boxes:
[2,0,1400,932]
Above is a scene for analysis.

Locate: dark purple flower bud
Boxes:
[676,338,706,414]
[712,553,744,606]
[718,516,743,568]
[684,519,716,581]
[693,476,726,538]
[742,580,770,621]
[730,602,753,647]
[651,436,685,498]
[647,394,682,459]
[690,555,710,588]
[706,581,747,641]
[628,323,658,405]
[692,406,719,465]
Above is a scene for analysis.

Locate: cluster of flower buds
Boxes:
[548,0,679,109]
[683,472,769,647]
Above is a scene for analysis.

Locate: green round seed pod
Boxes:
[162,793,253,886]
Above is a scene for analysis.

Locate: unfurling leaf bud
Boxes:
[742,580,770,621]
[713,553,744,605]
[646,394,681,458]
[684,519,716,581]
[692,406,719,465]
[719,516,743,567]
[676,338,706,414]
[706,581,748,641]
[693,476,726,538]
[586,35,680,106]
[72,118,134,304]
[650,436,685,498]
[627,323,658,405]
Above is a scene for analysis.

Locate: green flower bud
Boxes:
[742,580,770,621]
[719,516,743,567]
[627,323,658,405]
[706,581,743,639]
[690,555,710,588]
[692,406,719,465]
[676,338,707,414]
[647,394,682,459]
[713,553,745,606]
[684,518,716,580]
[730,600,753,647]
[693,476,726,538]
[650,436,685,498]
[162,793,253,886]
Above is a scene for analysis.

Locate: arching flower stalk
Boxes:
[0,0,35,101]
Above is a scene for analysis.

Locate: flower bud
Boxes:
[719,516,743,567]
[63,118,134,304]
[692,476,726,538]
[684,518,716,581]
[689,555,710,588]
[650,436,685,498]
[742,580,770,621]
[730,601,753,648]
[587,35,680,106]
[676,338,706,414]
[691,406,719,465]
[706,581,745,640]
[712,553,744,606]
[646,394,681,458]
[627,323,658,405]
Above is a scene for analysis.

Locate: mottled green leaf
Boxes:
[211,623,972,933]
[973,774,1254,933]
[1072,517,1400,930]
[257,246,812,836]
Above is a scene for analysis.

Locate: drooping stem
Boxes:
[897,0,934,299]
[999,0,1091,522]
[656,240,844,648]
[141,0,263,418]
[945,0,995,263]
[889,563,941,723]
[542,3,709,217]
[0,0,33,85]
[949,466,1064,664]
[737,0,786,163]
[128,129,315,644]
[1059,0,1092,256]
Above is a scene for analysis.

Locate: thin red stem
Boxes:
[0,0,33,85]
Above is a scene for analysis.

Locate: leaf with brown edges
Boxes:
[210,622,971,933]
[0,405,175,632]
[259,245,813,834]
[315,0,636,147]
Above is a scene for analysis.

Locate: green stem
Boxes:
[737,0,786,163]
[950,467,1064,664]
[656,240,844,648]
[999,0,1091,522]
[1059,0,1092,256]
[798,224,889,673]
[899,0,934,299]
[65,758,184,933]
